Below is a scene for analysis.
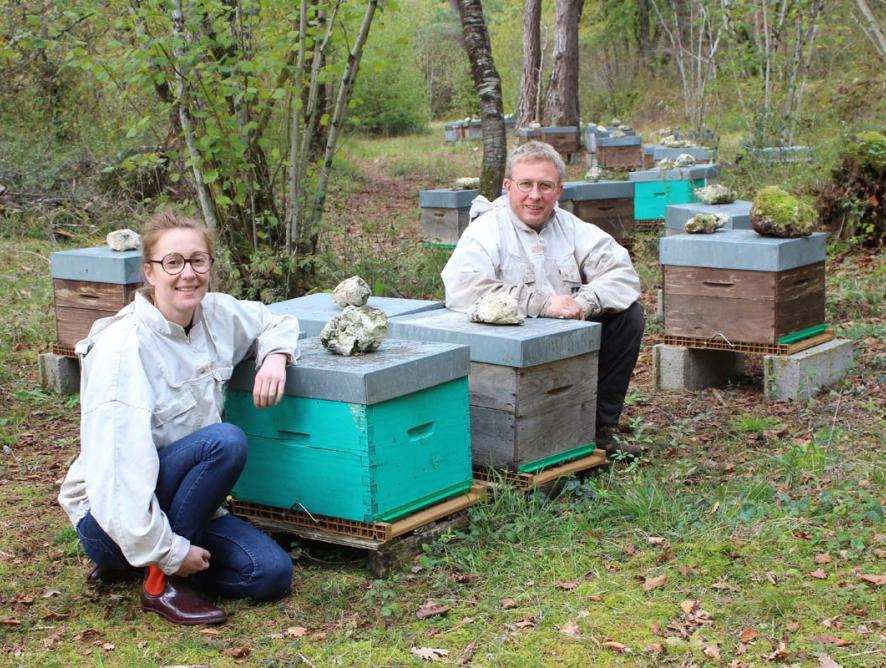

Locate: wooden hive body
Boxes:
[389,310,602,472]
[660,230,828,345]
[225,339,473,523]
[50,247,143,348]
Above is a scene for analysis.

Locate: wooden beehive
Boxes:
[660,230,828,345]
[596,135,643,170]
[559,181,635,244]
[50,247,143,349]
[390,310,601,473]
[630,165,718,221]
[540,126,580,155]
[419,189,477,247]
[652,146,713,164]
[226,339,473,523]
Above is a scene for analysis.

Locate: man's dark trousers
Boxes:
[589,301,645,428]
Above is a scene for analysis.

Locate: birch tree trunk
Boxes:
[171,1,219,232]
[516,0,542,128]
[543,0,584,127]
[854,0,886,64]
[455,0,507,201]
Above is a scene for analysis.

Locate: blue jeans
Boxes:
[76,423,292,601]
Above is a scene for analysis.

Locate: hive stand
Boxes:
[655,229,853,400]
[231,485,485,577]
[38,352,80,395]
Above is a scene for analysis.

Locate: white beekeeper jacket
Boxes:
[58,291,300,575]
[442,195,641,318]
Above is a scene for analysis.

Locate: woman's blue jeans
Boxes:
[76,423,292,601]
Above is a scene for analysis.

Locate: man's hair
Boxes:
[505,141,566,182]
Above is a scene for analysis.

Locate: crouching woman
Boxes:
[58,210,300,625]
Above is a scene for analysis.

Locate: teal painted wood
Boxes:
[226,377,473,523]
[634,179,704,221]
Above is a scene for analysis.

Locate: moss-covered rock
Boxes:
[684,213,727,234]
[751,186,818,237]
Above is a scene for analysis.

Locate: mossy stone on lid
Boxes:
[751,186,818,238]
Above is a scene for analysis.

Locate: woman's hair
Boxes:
[505,140,566,182]
[139,210,214,299]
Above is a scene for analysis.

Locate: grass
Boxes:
[1,127,885,666]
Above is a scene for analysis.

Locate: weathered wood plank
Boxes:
[53,278,139,309]
[469,362,516,412]
[597,145,643,169]
[55,306,121,347]
[513,353,596,417]
[420,208,470,245]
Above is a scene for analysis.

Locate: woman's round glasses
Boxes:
[148,252,213,275]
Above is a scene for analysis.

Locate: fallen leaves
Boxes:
[602,640,629,653]
[555,581,578,591]
[500,597,518,609]
[812,634,852,647]
[814,553,832,565]
[411,647,449,661]
[643,574,668,591]
[559,620,581,638]
[809,569,828,580]
[680,599,700,615]
[739,627,759,643]
[416,600,450,620]
[221,647,251,658]
[702,642,720,660]
[285,626,307,638]
[858,573,886,586]
[818,654,843,668]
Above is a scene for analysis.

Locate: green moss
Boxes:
[751,186,818,237]
[846,131,886,173]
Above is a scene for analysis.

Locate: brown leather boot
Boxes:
[140,566,226,625]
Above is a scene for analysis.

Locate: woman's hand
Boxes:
[253,352,288,408]
[176,545,211,577]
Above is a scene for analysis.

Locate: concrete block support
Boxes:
[653,344,743,391]
[763,339,854,401]
[38,353,80,395]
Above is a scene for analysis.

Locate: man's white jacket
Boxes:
[442,195,641,318]
[58,292,300,574]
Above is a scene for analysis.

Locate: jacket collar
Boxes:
[134,291,204,339]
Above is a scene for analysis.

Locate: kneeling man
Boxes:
[441,141,645,457]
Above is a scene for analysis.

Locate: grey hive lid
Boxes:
[50,246,144,284]
[597,135,642,147]
[389,308,601,367]
[630,164,719,182]
[659,229,827,271]
[419,189,478,209]
[228,338,470,405]
[269,294,444,337]
[652,146,714,161]
[560,180,634,201]
[665,201,752,230]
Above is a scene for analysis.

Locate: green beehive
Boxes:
[630,165,718,221]
[225,339,472,523]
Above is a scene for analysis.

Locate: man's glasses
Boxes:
[513,179,558,194]
[147,252,213,275]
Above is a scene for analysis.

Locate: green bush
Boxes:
[817,131,886,245]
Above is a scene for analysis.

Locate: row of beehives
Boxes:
[49,246,604,524]
[419,160,720,248]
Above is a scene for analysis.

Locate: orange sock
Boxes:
[144,565,166,596]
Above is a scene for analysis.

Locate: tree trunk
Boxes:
[543,0,584,127]
[516,0,542,127]
[854,0,886,64]
[636,0,652,67]
[455,0,507,201]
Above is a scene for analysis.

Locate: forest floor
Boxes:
[0,129,884,667]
